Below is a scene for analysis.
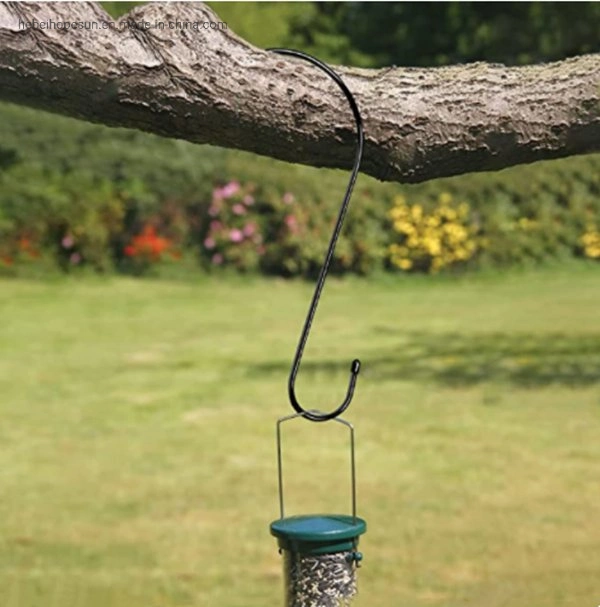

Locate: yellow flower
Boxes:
[440,207,457,221]
[394,220,415,235]
[424,237,441,256]
[411,204,423,221]
[581,228,600,258]
[388,193,478,273]
[388,206,409,221]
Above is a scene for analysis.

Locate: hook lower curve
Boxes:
[289,359,361,422]
[267,48,364,422]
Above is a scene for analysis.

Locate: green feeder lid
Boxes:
[270,514,366,555]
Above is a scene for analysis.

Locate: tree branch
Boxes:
[1,1,599,183]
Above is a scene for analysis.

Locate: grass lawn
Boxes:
[1,266,599,607]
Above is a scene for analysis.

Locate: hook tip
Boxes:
[351,359,361,375]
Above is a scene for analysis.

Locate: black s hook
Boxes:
[268,48,364,422]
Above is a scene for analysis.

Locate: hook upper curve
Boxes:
[267,48,364,422]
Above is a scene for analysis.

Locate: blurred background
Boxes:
[2,2,600,278]
[1,3,599,607]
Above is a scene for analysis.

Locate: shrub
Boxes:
[199,158,389,278]
[200,181,264,272]
[2,102,600,278]
[0,163,125,272]
[199,179,346,277]
[400,154,600,270]
[0,102,225,274]
[221,152,390,277]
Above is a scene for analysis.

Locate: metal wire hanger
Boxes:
[267,48,364,422]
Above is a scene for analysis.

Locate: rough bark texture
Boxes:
[1,1,599,183]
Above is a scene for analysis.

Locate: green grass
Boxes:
[1,266,599,607]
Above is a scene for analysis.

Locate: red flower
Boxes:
[123,225,173,261]
[18,237,31,251]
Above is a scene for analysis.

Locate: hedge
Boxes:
[1,102,599,277]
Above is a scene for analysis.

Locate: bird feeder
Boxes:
[270,414,366,607]
[265,48,367,607]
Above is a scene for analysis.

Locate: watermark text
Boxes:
[18,18,227,32]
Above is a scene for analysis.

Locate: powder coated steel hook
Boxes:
[268,48,364,422]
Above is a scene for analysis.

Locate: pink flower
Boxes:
[211,253,223,265]
[243,222,257,237]
[284,214,298,232]
[243,194,255,206]
[62,234,74,248]
[221,181,240,199]
[232,204,246,216]
[229,229,243,243]
[70,252,81,265]
[283,192,295,205]
[209,220,222,232]
[208,205,220,217]
[204,237,216,250]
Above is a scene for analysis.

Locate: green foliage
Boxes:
[0,102,225,273]
[222,150,600,275]
[2,95,600,277]
[285,3,600,68]
[208,2,311,50]
[0,163,123,272]
[0,103,224,205]
[102,2,600,69]
[100,1,141,18]
[102,1,308,52]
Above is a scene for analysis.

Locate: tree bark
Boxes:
[1,1,599,183]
